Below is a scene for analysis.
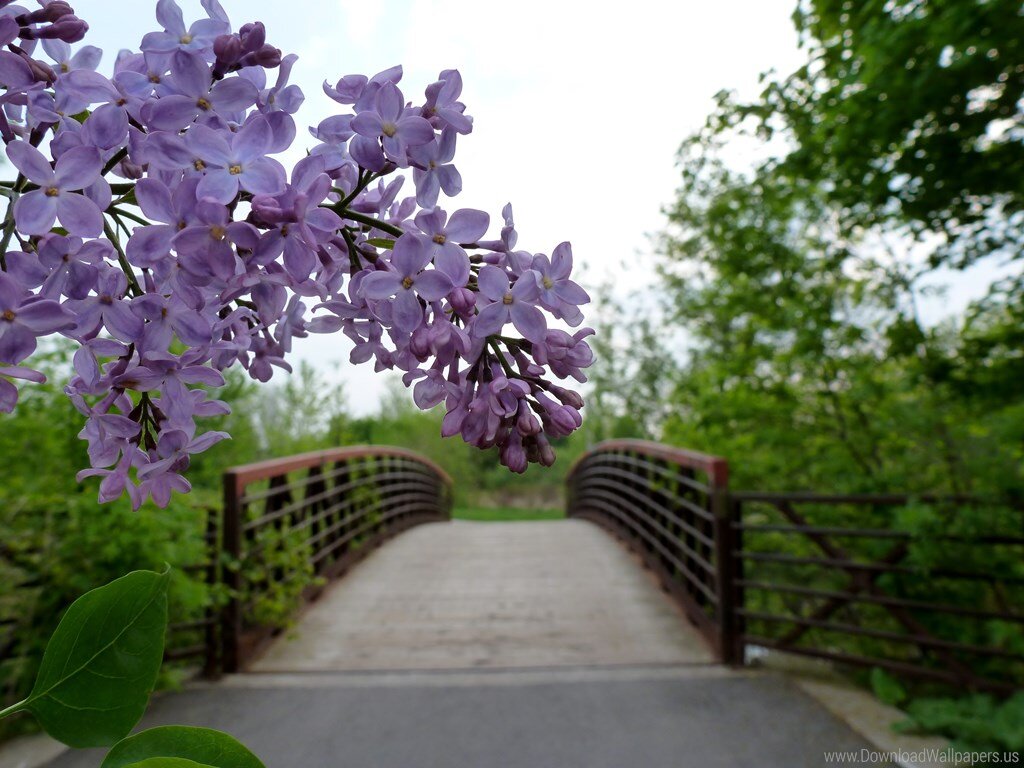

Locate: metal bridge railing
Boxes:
[216,446,452,673]
[566,439,738,663]
[567,439,1024,692]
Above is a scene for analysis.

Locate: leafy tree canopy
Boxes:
[716,0,1024,269]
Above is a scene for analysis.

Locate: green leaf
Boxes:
[102,726,266,768]
[124,760,216,768]
[23,569,170,748]
[366,238,395,249]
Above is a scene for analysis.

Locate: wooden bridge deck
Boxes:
[252,519,713,672]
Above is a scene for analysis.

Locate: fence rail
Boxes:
[732,491,1024,692]
[217,445,452,673]
[568,440,1024,692]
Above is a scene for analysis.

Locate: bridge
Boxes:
[37,441,1022,767]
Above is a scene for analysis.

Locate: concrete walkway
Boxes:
[40,519,896,768]
[254,519,711,671]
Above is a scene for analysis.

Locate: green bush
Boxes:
[0,495,210,741]
[895,693,1024,756]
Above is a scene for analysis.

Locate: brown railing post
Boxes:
[731,497,746,664]
[221,470,243,674]
[712,475,739,666]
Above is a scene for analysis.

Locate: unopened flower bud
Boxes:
[239,22,266,52]
[213,34,242,67]
[409,326,432,358]
[13,49,55,83]
[25,15,87,42]
[249,44,282,69]
[515,399,541,436]
[449,286,475,316]
[500,434,527,473]
[549,405,580,434]
[250,194,287,224]
[549,384,584,409]
[16,1,74,25]
[535,435,556,467]
[119,158,144,180]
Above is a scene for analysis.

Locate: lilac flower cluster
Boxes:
[0,0,593,507]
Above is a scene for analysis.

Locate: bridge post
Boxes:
[711,473,741,666]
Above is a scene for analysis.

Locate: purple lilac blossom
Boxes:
[7,142,106,236]
[351,81,434,167]
[360,235,453,333]
[0,0,593,509]
[142,49,257,130]
[409,127,461,208]
[184,117,285,203]
[473,265,547,343]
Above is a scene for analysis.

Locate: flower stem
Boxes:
[104,218,144,297]
[337,208,404,238]
[107,206,149,227]
[101,147,129,177]
[0,173,26,271]
[488,339,517,379]
[0,697,27,720]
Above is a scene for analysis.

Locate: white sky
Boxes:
[69,0,1008,415]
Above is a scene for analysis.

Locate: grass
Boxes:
[452,506,565,522]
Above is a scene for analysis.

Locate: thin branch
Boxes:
[337,208,403,238]
[0,173,26,271]
[101,147,129,177]
[103,218,143,297]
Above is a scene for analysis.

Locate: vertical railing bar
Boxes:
[731,497,746,664]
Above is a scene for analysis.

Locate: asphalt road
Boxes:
[43,666,890,768]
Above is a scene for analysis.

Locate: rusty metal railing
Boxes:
[566,439,738,663]
[732,492,1024,692]
[217,446,452,673]
[567,439,1024,692]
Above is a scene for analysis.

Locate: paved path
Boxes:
[42,519,893,768]
[46,667,887,768]
[254,519,711,671]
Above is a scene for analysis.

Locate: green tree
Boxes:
[753,0,1024,269]
[649,0,1024,497]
